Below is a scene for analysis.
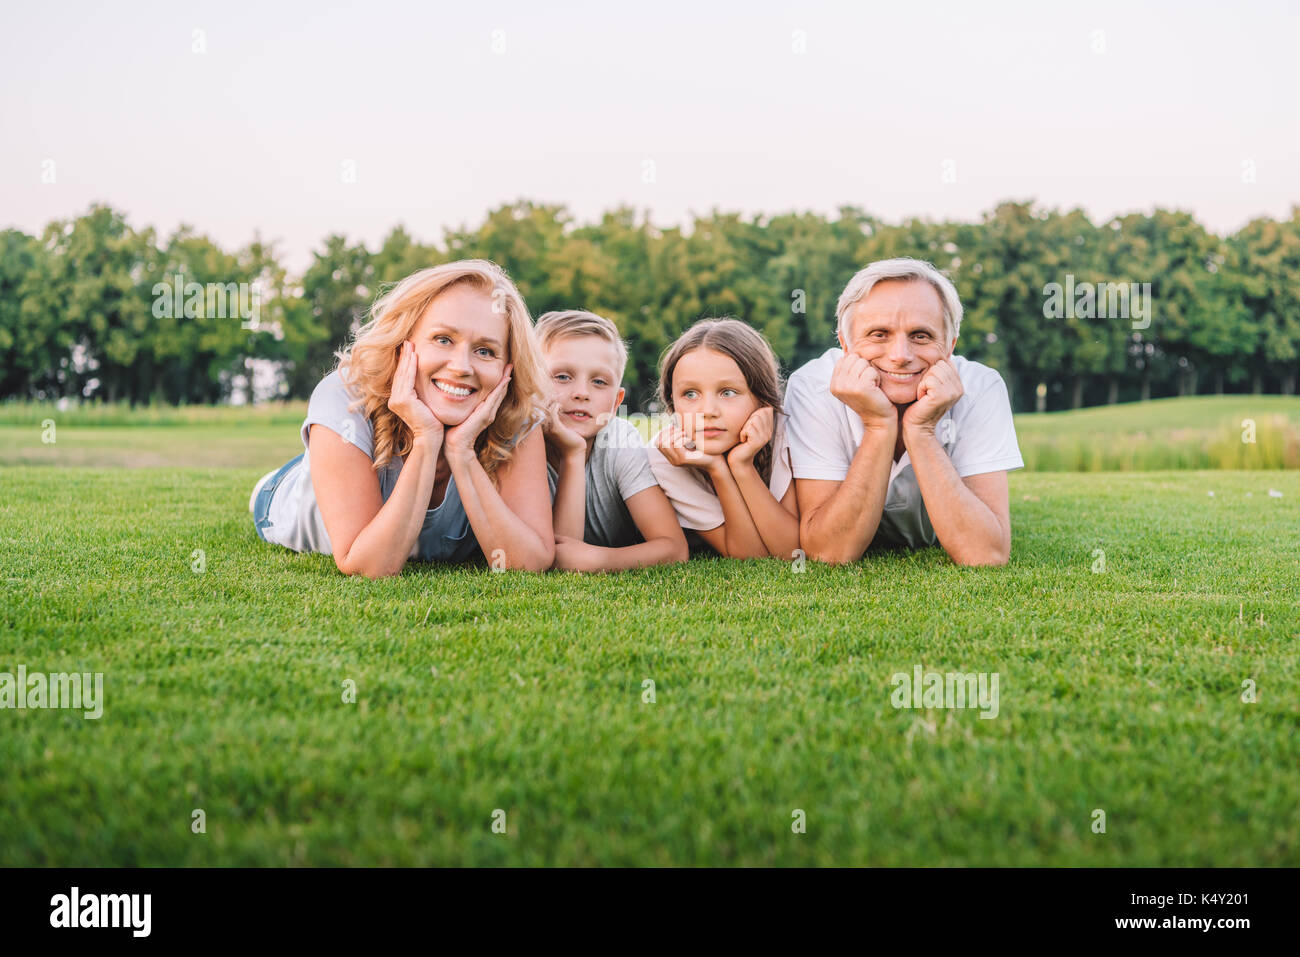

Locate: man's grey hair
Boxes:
[835,258,963,347]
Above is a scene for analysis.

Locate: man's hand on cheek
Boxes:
[831,354,896,432]
[902,359,963,436]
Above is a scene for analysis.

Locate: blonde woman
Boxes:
[249,260,555,577]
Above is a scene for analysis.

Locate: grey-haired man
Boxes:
[786,258,1023,566]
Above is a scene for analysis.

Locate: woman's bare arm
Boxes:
[451,427,555,571]
[310,425,440,579]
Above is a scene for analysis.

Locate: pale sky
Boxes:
[2,0,1297,272]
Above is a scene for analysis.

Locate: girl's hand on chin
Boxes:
[390,340,443,442]
[726,406,774,469]
[655,416,725,474]
[444,363,513,460]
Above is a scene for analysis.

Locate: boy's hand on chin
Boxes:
[902,359,963,436]
[543,404,587,458]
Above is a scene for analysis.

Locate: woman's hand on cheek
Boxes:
[726,406,774,470]
[444,363,513,462]
[389,340,443,442]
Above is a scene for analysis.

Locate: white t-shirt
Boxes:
[645,411,794,535]
[784,349,1023,549]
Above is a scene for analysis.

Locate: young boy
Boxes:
[535,310,689,571]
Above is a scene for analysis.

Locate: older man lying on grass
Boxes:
[787,258,1024,566]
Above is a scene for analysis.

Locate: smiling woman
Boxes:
[248,260,557,578]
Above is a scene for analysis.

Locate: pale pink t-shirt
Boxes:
[645,412,794,531]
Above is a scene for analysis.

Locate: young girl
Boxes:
[646,318,799,560]
[248,259,555,578]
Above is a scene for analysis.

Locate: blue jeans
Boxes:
[252,453,304,542]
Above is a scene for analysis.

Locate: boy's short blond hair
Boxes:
[535,310,629,383]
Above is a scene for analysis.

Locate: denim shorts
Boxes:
[252,453,304,542]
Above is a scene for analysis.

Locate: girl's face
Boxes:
[670,347,761,455]
[407,285,509,427]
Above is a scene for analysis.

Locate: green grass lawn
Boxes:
[1,400,1298,865]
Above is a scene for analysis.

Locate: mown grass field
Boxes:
[1,396,1297,865]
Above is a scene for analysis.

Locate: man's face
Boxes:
[839,279,954,406]
[543,334,626,441]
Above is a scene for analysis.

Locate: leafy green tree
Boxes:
[287,236,372,397]
[0,229,46,398]
[17,204,157,402]
[1231,208,1300,395]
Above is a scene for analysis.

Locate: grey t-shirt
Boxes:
[260,370,543,563]
[545,415,661,548]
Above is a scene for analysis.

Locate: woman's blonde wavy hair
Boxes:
[333,259,551,482]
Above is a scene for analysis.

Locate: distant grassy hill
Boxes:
[0,399,309,428]
[1,394,1297,471]
[1014,395,1300,434]
[1013,396,1300,470]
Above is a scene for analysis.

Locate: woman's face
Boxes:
[670,347,761,456]
[407,285,509,427]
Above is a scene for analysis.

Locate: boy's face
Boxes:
[670,347,761,456]
[409,285,509,427]
[543,334,626,441]
[839,279,954,407]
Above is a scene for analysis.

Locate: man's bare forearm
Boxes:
[801,426,895,564]
[904,428,1008,565]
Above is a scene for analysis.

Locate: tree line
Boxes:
[2,200,1297,412]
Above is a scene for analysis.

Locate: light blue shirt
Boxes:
[259,370,542,563]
